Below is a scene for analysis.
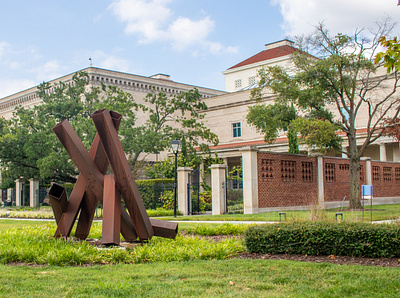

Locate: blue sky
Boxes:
[0,0,399,98]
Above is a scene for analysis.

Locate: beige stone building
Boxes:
[0,39,399,186]
[202,40,400,173]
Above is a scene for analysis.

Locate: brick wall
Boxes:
[257,152,400,208]
[371,161,400,197]
[258,152,318,208]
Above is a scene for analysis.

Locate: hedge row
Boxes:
[244,222,400,258]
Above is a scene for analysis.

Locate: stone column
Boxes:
[240,146,258,214]
[29,178,40,207]
[210,164,227,215]
[7,188,13,202]
[362,157,372,185]
[316,154,324,208]
[177,167,192,216]
[379,143,387,161]
[15,179,24,207]
[393,144,400,162]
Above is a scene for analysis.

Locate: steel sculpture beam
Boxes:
[50,108,178,244]
[53,119,137,241]
[54,111,122,238]
[102,174,121,245]
[48,183,68,225]
[92,109,154,240]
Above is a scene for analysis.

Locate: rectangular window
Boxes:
[325,163,336,183]
[248,76,256,86]
[233,122,241,137]
[302,162,313,182]
[260,159,273,180]
[383,167,392,182]
[234,79,242,89]
[373,166,380,181]
[281,160,296,182]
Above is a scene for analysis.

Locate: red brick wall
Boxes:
[257,152,318,208]
[371,161,400,197]
[257,152,400,208]
[322,157,366,202]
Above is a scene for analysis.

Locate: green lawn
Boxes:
[1,259,399,297]
[161,204,400,222]
[0,219,399,296]
[2,203,400,222]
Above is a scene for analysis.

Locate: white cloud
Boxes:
[0,79,36,98]
[91,50,130,71]
[168,16,214,50]
[109,0,172,43]
[109,0,236,54]
[29,60,66,81]
[271,0,400,37]
[0,42,10,61]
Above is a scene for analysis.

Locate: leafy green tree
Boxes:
[247,102,299,153]
[250,20,399,209]
[290,117,342,154]
[0,71,218,188]
[129,88,218,166]
[0,72,138,188]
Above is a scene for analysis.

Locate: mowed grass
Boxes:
[161,204,400,222]
[1,259,400,297]
[0,220,400,296]
[3,203,400,222]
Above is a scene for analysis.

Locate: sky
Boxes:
[0,0,399,98]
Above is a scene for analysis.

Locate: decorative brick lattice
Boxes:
[373,166,380,181]
[260,159,273,180]
[383,167,392,182]
[325,163,336,183]
[257,153,400,209]
[301,162,313,182]
[281,161,296,182]
[257,153,318,208]
[396,167,400,181]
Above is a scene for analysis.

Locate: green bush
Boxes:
[244,221,400,258]
[159,191,174,210]
[190,190,212,212]
[136,179,174,209]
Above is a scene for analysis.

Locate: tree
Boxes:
[375,36,400,73]
[0,72,139,188]
[250,20,400,209]
[127,88,218,167]
[246,102,299,153]
[0,71,218,188]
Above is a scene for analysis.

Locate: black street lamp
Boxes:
[171,139,180,217]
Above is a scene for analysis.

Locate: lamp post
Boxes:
[171,139,180,217]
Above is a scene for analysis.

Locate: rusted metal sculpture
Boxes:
[49,109,178,245]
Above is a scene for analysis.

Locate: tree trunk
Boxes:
[348,134,362,209]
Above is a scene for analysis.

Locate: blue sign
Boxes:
[362,185,373,196]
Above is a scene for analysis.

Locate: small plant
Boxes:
[159,191,174,210]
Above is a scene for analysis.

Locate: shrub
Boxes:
[191,190,212,212]
[244,221,400,258]
[159,191,174,210]
[136,179,174,209]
